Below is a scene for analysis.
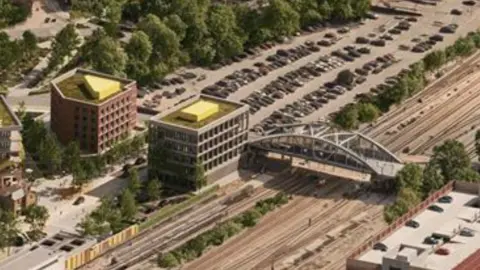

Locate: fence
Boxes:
[347,181,455,260]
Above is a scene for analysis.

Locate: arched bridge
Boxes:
[248,122,405,178]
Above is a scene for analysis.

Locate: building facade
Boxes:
[148,95,249,190]
[0,95,36,215]
[50,69,137,154]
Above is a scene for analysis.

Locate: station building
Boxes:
[148,95,249,190]
[50,69,137,154]
[347,181,480,270]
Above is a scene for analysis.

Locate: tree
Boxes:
[157,252,180,268]
[333,104,358,130]
[0,209,19,252]
[120,189,137,221]
[475,130,480,160]
[48,24,80,70]
[357,103,380,123]
[127,168,141,195]
[22,205,49,236]
[291,0,322,27]
[453,37,475,57]
[125,31,152,62]
[138,14,188,70]
[395,163,423,194]
[423,50,446,72]
[431,139,471,180]
[194,160,207,189]
[337,69,355,85]
[22,30,37,56]
[422,163,445,197]
[16,101,27,121]
[77,216,101,236]
[454,167,480,182]
[164,14,188,41]
[146,179,162,201]
[130,135,145,156]
[72,162,88,189]
[0,33,21,70]
[63,142,81,173]
[262,0,300,37]
[206,4,245,61]
[37,133,62,174]
[85,33,127,75]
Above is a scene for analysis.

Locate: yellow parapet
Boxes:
[83,75,121,100]
[179,100,219,122]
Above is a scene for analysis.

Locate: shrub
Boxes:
[157,252,180,268]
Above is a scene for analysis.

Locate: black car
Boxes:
[428,205,444,213]
[373,242,387,251]
[438,195,453,203]
[73,196,85,206]
[424,236,439,245]
[405,220,420,228]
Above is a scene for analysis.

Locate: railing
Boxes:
[347,181,455,259]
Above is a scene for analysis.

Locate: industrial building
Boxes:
[0,95,36,215]
[148,95,249,190]
[50,69,137,154]
[0,225,139,270]
[347,181,480,270]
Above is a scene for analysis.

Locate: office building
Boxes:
[148,95,249,190]
[50,69,137,154]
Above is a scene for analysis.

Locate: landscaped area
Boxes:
[161,98,241,129]
[54,73,126,103]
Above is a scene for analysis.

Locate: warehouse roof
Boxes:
[51,69,134,104]
[358,190,480,270]
[159,95,243,129]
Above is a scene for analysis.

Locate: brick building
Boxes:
[0,96,36,215]
[50,69,137,154]
[148,95,249,191]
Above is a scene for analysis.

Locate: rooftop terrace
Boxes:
[52,69,132,104]
[160,96,242,129]
[358,189,480,270]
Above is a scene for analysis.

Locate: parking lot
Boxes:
[137,0,480,134]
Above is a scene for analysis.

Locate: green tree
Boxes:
[48,24,80,70]
[337,69,355,85]
[0,33,21,70]
[454,167,480,182]
[262,0,300,37]
[146,179,162,201]
[125,31,152,62]
[475,130,480,160]
[22,30,37,56]
[85,33,127,75]
[130,135,145,156]
[77,216,102,236]
[63,142,81,173]
[357,103,380,123]
[423,50,446,72]
[422,163,445,197]
[333,104,358,130]
[127,168,142,194]
[395,163,423,194]
[164,14,188,41]
[453,37,475,57]
[431,139,471,180]
[206,4,245,61]
[22,205,49,235]
[194,160,207,189]
[239,209,262,227]
[120,189,137,221]
[351,0,370,18]
[291,0,322,27]
[72,162,88,188]
[157,252,180,268]
[38,133,62,174]
[16,101,27,121]
[331,0,354,21]
[0,209,19,252]
[138,14,188,70]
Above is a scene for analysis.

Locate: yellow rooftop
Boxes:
[82,75,121,100]
[179,100,219,122]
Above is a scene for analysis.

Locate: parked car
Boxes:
[424,236,439,245]
[373,242,387,251]
[460,228,475,237]
[73,196,85,206]
[438,195,453,203]
[436,247,450,255]
[405,220,420,228]
[428,205,444,213]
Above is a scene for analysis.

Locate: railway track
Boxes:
[379,74,480,152]
[363,52,480,139]
[107,171,318,270]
